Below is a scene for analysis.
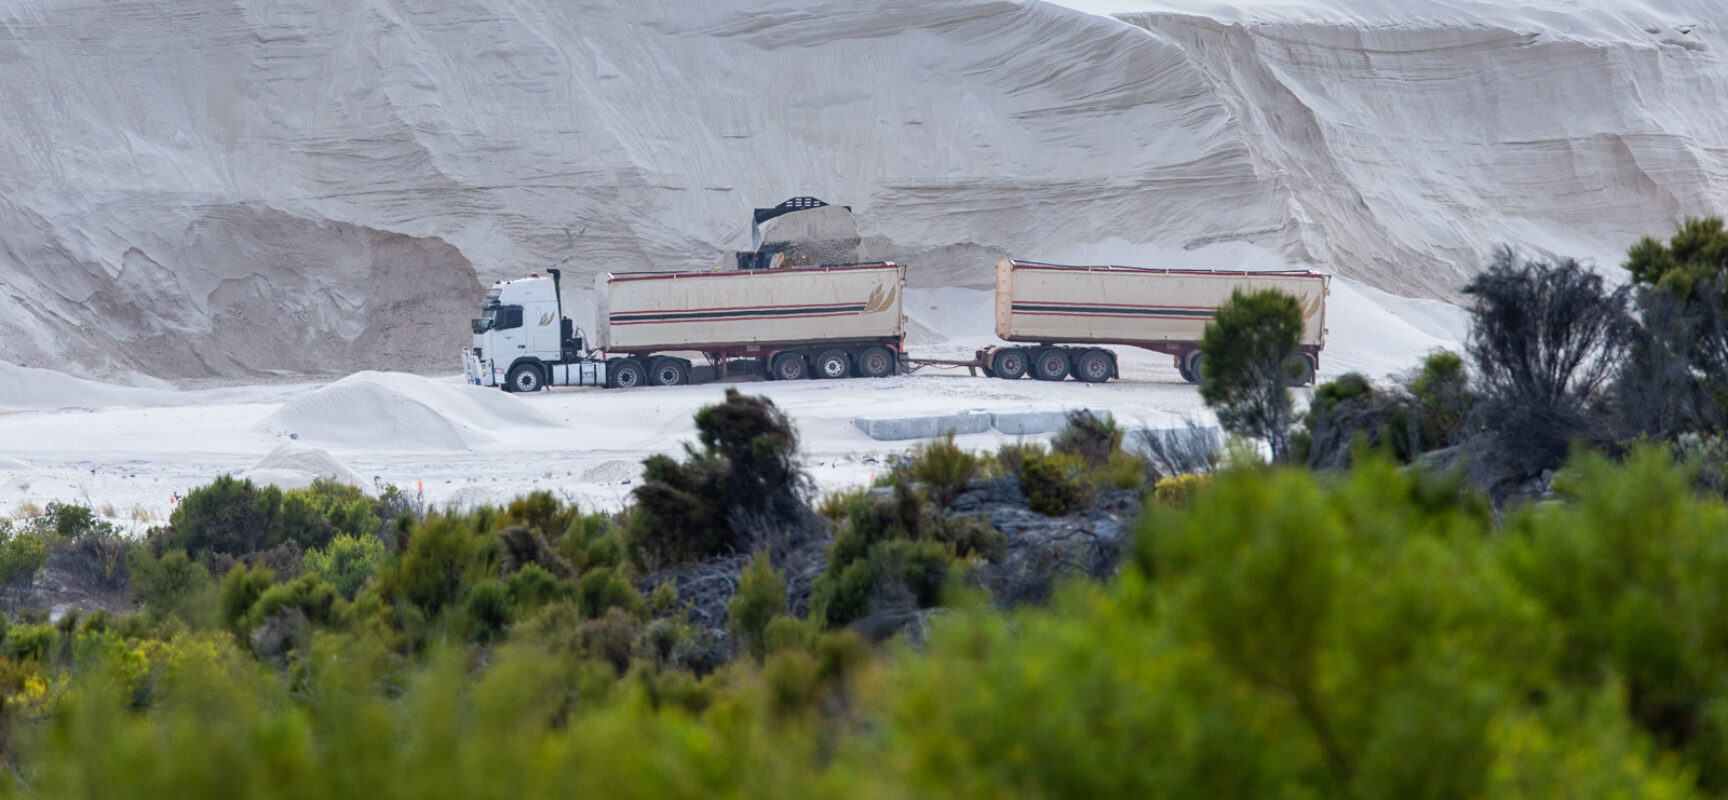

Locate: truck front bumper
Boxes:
[463,349,500,387]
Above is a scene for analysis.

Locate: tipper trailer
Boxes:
[465,262,906,391]
[905,259,1330,384]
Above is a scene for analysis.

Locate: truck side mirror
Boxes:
[471,318,487,334]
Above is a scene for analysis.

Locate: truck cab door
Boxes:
[493,306,526,354]
[528,300,562,357]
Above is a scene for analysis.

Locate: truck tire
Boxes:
[991,349,1028,380]
[1184,354,1203,385]
[506,362,544,393]
[1032,349,1070,381]
[772,352,809,381]
[649,358,689,386]
[1176,358,1194,383]
[609,359,646,389]
[856,346,896,378]
[814,349,850,380]
[1075,349,1113,383]
[1289,355,1316,387]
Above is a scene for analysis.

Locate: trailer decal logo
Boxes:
[862,285,898,314]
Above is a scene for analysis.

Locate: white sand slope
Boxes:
[0,0,1721,382]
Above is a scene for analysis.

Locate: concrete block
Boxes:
[989,410,1069,436]
[853,412,992,441]
[990,408,1118,436]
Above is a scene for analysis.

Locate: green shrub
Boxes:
[132,549,214,625]
[1100,450,1145,491]
[727,551,786,662]
[503,490,580,539]
[1199,288,1307,462]
[3,624,54,662]
[372,513,485,622]
[460,579,512,643]
[0,524,50,602]
[910,433,978,509]
[1022,452,1082,516]
[818,487,870,523]
[1408,350,1473,449]
[166,475,378,562]
[164,475,285,559]
[505,563,572,613]
[1151,474,1209,509]
[577,567,642,620]
[24,501,116,540]
[995,441,1049,484]
[218,562,274,638]
[304,533,387,599]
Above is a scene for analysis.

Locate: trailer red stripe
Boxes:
[611,310,866,325]
[1012,311,1218,322]
[607,263,900,282]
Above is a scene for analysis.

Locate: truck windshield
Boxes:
[475,291,502,332]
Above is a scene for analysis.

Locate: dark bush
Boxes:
[1464,247,1632,494]
[1052,410,1123,467]
[628,390,818,570]
[1292,373,1421,469]
[580,606,639,675]
[1133,418,1221,481]
[627,454,729,570]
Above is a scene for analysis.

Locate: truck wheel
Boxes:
[1176,358,1194,383]
[772,352,809,381]
[991,349,1028,380]
[856,346,896,378]
[506,363,544,393]
[1184,354,1203,385]
[649,358,689,386]
[1289,355,1316,387]
[609,359,646,389]
[1075,349,1113,383]
[814,349,850,380]
[1032,349,1070,381]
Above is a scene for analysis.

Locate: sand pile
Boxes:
[262,372,556,451]
[0,361,183,411]
[240,443,369,491]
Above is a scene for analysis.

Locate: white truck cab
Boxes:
[465,269,607,391]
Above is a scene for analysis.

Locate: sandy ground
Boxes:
[0,367,1208,530]
[0,277,1465,532]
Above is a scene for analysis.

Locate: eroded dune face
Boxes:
[0,0,1722,380]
